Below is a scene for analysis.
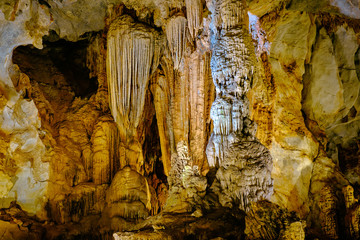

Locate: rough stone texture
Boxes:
[47,0,107,41]
[245,200,304,240]
[207,135,273,209]
[250,10,319,216]
[249,0,360,19]
[247,0,289,17]
[300,20,360,233]
[105,166,151,219]
[0,204,44,240]
[0,0,360,239]
[302,27,357,129]
[248,3,360,237]
[206,0,273,212]
[164,142,207,213]
[0,0,51,219]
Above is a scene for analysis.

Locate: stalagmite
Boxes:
[164,142,207,213]
[206,0,273,211]
[105,167,151,219]
[166,16,188,70]
[185,0,202,39]
[107,15,162,138]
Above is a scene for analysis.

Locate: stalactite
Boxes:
[166,16,188,70]
[185,0,202,39]
[232,100,243,133]
[107,15,162,138]
[210,98,232,135]
[213,0,247,30]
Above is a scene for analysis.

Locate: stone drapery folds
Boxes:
[107,15,162,141]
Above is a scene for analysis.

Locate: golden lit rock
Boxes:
[0,0,359,239]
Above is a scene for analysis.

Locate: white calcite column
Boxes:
[206,0,273,211]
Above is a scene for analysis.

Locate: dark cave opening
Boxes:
[12,38,98,98]
[141,92,169,214]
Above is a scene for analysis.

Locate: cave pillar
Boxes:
[105,15,163,218]
[206,0,273,210]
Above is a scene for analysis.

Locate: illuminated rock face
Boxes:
[105,166,151,219]
[0,0,360,239]
[107,15,162,137]
[165,16,188,70]
[206,0,273,211]
[164,141,207,213]
[0,0,51,219]
[106,15,162,175]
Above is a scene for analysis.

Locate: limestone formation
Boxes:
[150,75,172,176]
[113,231,172,240]
[0,0,51,218]
[343,185,360,239]
[206,0,273,211]
[251,10,318,216]
[245,200,304,240]
[185,0,203,39]
[91,116,121,184]
[50,184,107,224]
[166,16,188,70]
[278,221,306,240]
[318,186,338,239]
[154,38,214,177]
[106,14,165,178]
[164,142,207,213]
[105,166,151,219]
[0,0,360,239]
[107,15,162,139]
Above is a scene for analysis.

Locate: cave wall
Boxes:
[0,0,359,239]
[248,1,360,237]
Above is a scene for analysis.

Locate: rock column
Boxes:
[206,0,273,211]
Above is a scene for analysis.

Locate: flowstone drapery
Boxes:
[107,15,162,141]
[105,15,163,218]
[206,0,273,211]
[165,16,188,70]
[185,0,202,39]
